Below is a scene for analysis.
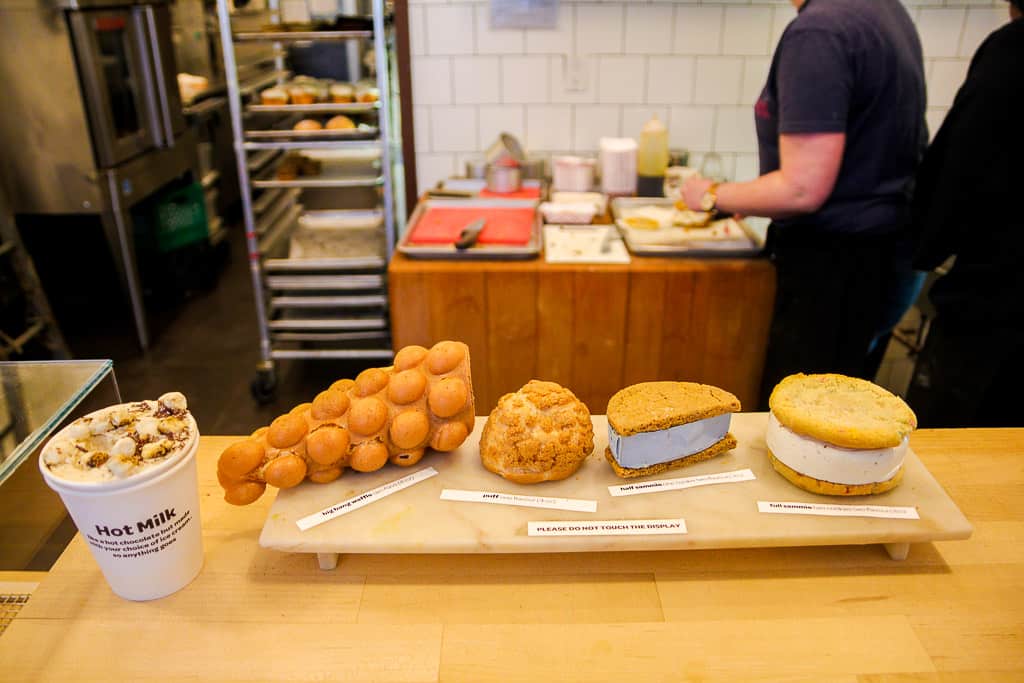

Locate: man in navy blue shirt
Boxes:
[681,0,927,408]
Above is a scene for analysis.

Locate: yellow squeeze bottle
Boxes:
[637,115,669,196]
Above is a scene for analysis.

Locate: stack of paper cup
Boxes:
[39,407,204,601]
[552,156,596,192]
[599,138,638,196]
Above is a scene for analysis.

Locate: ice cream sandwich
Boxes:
[604,381,741,478]
[766,373,917,496]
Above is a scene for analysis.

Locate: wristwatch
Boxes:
[699,182,720,212]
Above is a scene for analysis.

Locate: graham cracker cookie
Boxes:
[767,450,904,496]
[769,373,916,449]
[607,382,741,437]
[604,433,737,479]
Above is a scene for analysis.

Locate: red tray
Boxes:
[407,206,534,246]
[398,199,541,260]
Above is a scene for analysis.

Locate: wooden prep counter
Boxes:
[388,252,776,414]
[3,430,1023,682]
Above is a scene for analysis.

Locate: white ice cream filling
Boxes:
[608,413,731,469]
[766,412,906,485]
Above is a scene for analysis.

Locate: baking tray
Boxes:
[289,210,385,260]
[245,124,378,141]
[298,209,383,230]
[247,102,379,115]
[233,30,372,42]
[610,197,765,257]
[397,198,542,260]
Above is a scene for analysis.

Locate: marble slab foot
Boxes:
[317,552,340,570]
[884,543,910,561]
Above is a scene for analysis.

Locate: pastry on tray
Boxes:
[288,85,318,105]
[766,373,917,496]
[275,153,321,180]
[480,380,594,484]
[293,118,323,131]
[217,341,475,505]
[325,114,355,130]
[260,87,289,105]
[605,381,741,478]
[329,83,354,103]
[355,85,379,103]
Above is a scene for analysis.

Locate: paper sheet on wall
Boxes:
[491,0,559,29]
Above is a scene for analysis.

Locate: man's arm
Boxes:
[681,132,845,219]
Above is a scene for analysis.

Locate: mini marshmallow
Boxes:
[65,423,91,440]
[158,417,187,437]
[158,392,188,414]
[106,455,136,478]
[43,446,67,465]
[135,416,160,440]
[111,436,136,458]
[109,409,132,428]
[141,440,173,460]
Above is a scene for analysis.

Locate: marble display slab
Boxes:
[260,413,972,567]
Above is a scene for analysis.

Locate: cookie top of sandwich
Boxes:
[607,381,741,437]
[769,373,917,449]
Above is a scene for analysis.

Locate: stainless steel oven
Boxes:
[0,0,200,351]
[68,3,185,167]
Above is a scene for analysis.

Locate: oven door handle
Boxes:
[140,5,174,148]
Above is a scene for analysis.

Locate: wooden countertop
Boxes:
[3,429,1023,682]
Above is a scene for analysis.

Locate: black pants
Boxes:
[906,315,1024,427]
[757,232,908,409]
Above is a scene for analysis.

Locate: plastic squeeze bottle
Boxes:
[636,115,669,197]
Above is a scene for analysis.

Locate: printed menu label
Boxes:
[528,518,687,537]
[757,501,920,520]
[608,468,756,497]
[440,488,597,513]
[296,467,438,531]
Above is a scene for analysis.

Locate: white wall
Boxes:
[407,0,1012,192]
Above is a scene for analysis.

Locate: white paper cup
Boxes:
[39,411,204,601]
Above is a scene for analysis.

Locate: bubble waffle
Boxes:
[217,341,475,505]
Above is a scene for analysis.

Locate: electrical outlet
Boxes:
[564,55,588,92]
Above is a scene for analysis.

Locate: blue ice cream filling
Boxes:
[608,413,732,468]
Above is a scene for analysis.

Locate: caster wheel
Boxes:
[250,370,278,404]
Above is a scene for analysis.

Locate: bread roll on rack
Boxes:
[217,341,475,505]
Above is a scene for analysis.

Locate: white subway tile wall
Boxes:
[647,56,695,104]
[408,0,1012,190]
[452,57,500,103]
[597,55,646,104]
[478,104,526,150]
[429,105,478,152]
[625,5,674,55]
[574,105,622,152]
[694,56,744,105]
[502,56,549,103]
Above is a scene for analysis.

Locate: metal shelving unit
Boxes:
[216,0,401,402]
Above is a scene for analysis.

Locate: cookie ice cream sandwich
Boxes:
[605,382,741,478]
[766,373,917,496]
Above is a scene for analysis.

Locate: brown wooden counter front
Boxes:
[388,251,776,413]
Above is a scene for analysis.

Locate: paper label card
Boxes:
[757,501,920,520]
[296,467,439,531]
[528,518,687,537]
[441,489,597,513]
[608,468,756,497]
